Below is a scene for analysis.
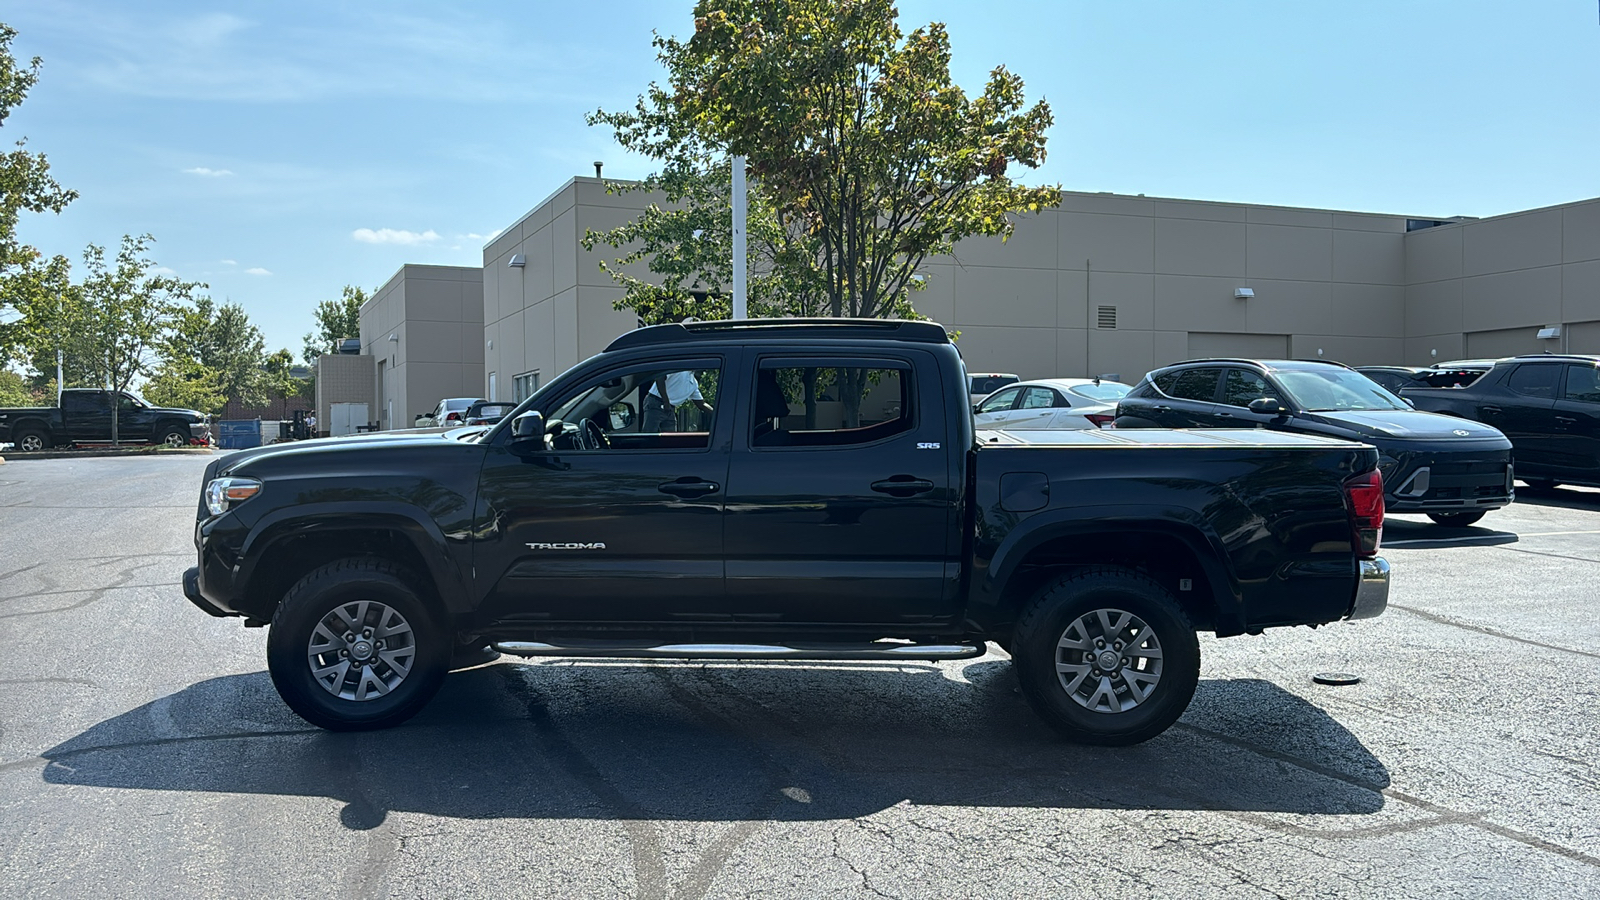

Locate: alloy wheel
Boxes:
[306,600,417,701]
[1054,607,1164,714]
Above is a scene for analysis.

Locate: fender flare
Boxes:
[237,502,471,614]
[979,505,1245,634]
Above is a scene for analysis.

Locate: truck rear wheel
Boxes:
[266,558,449,731]
[1012,568,1200,746]
[14,427,50,452]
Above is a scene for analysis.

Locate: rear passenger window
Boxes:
[1220,370,1280,408]
[753,364,912,448]
[1153,368,1222,402]
[1565,365,1600,403]
[1019,387,1059,409]
[1508,364,1560,399]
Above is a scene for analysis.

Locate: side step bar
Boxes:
[491,640,987,662]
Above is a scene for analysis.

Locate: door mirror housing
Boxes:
[608,402,635,430]
[1248,397,1288,417]
[509,411,547,454]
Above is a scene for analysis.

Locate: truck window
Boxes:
[753,364,911,448]
[1507,364,1560,399]
[547,362,721,450]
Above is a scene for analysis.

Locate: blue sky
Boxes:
[5,1,1599,355]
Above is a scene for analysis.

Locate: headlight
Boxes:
[205,476,262,516]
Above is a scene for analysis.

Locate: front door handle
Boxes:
[1480,406,1501,416]
[658,478,720,498]
[1556,416,1578,426]
[871,476,935,497]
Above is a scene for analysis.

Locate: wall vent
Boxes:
[1097,306,1117,329]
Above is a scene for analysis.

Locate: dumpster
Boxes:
[217,419,262,450]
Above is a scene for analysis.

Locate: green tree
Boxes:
[302,284,368,363]
[69,234,204,397]
[0,366,45,405]
[163,297,268,407]
[0,23,77,363]
[141,357,226,414]
[591,0,1056,421]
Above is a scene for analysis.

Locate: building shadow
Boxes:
[38,661,1389,830]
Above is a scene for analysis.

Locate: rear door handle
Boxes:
[658,478,720,498]
[871,476,935,497]
[1556,416,1578,426]
[1481,406,1501,415]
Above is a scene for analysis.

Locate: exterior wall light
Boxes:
[508,254,526,268]
[1536,326,1561,340]
[1234,287,1254,299]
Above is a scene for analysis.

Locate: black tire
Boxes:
[1521,478,1560,492]
[267,558,450,731]
[157,425,189,447]
[13,427,50,452]
[1427,510,1487,527]
[1012,567,1200,746]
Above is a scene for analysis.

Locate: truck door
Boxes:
[721,352,958,625]
[62,391,111,443]
[472,354,735,625]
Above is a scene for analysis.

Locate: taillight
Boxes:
[1085,413,1115,429]
[1344,469,1384,558]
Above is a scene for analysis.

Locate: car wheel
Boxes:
[1427,510,1487,527]
[1011,567,1200,746]
[266,558,450,731]
[158,426,189,447]
[14,428,50,452]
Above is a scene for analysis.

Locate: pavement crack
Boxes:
[1389,604,1600,661]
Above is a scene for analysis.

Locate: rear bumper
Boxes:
[1347,557,1390,620]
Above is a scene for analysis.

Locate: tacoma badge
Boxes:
[526,542,607,550]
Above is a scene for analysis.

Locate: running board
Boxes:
[491,640,987,661]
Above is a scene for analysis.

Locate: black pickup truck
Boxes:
[1403,353,1600,490]
[0,388,211,451]
[184,319,1390,745]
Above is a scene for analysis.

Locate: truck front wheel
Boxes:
[266,559,450,731]
[1012,568,1200,746]
[157,425,189,447]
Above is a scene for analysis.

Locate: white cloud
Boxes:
[183,167,234,177]
[220,259,237,265]
[459,229,502,241]
[150,265,178,276]
[245,267,272,276]
[352,228,440,246]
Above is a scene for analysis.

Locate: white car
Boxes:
[415,397,485,429]
[973,378,1133,430]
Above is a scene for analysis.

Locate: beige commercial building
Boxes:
[474,177,1599,399]
[359,264,485,428]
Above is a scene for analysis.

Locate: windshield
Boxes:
[1068,382,1130,402]
[1276,369,1408,412]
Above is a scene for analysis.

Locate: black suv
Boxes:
[1356,361,1495,394]
[1403,354,1600,490]
[1115,359,1514,526]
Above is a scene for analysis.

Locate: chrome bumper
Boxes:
[1348,557,1390,620]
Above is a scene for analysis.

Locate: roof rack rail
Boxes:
[605,318,950,351]
[1509,352,1599,362]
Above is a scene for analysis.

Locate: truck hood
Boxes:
[149,405,207,420]
[1296,409,1507,442]
[219,426,486,472]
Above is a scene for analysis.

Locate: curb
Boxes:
[0,447,216,461]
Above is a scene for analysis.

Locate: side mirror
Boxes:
[1248,397,1288,416]
[608,402,635,430]
[511,411,545,440]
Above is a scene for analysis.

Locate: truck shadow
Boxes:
[1382,518,1519,548]
[38,661,1389,829]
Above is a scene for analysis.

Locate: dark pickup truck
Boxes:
[1403,353,1600,490]
[0,389,211,451]
[184,319,1390,745]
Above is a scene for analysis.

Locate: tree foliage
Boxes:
[141,357,226,414]
[302,285,368,363]
[68,234,206,395]
[0,22,76,360]
[589,0,1058,324]
[164,297,269,407]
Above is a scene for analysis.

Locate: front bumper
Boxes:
[183,566,230,617]
[1347,557,1390,620]
[1382,446,1513,513]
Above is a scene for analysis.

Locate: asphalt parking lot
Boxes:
[1,455,1597,898]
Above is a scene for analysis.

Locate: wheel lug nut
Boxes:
[1114,641,1123,650]
[1122,658,1129,667]
[1096,639,1105,648]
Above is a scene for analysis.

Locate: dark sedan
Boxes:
[1403,354,1600,490]
[1115,359,1514,526]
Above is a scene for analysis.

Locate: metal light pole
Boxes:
[731,155,747,320]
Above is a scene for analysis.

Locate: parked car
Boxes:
[185,319,1387,745]
[414,397,484,428]
[974,378,1132,430]
[1356,361,1496,394]
[1403,354,1600,490]
[968,372,1019,408]
[463,400,517,426]
[0,389,210,451]
[1115,358,1513,527]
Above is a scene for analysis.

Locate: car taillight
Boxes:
[1085,413,1115,429]
[446,412,461,422]
[1343,469,1384,559]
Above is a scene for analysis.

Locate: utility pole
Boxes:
[731,155,747,320]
